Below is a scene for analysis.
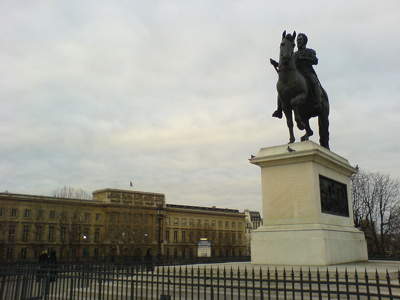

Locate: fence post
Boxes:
[375,270,381,297]
[335,268,340,299]
[325,269,330,298]
[364,269,370,296]
[98,268,102,300]
[354,268,360,296]
[386,270,393,299]
[344,268,350,298]
[68,270,75,300]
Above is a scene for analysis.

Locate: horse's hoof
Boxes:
[301,136,309,142]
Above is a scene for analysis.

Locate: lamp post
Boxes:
[156,205,164,265]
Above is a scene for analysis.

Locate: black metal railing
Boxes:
[1,262,399,299]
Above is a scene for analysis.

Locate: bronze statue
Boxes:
[270,31,330,149]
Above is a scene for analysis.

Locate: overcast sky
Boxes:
[1,1,399,213]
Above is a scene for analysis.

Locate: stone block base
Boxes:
[251,224,368,265]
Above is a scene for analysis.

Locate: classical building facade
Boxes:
[244,209,263,256]
[164,204,247,259]
[0,189,247,261]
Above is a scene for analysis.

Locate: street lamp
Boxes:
[156,205,164,265]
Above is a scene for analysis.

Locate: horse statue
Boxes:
[272,30,330,149]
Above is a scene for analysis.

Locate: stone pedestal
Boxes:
[249,141,368,265]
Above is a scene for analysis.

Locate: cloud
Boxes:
[1,0,400,215]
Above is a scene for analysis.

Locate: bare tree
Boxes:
[53,186,92,200]
[351,169,400,256]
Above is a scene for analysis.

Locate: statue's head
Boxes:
[297,33,308,47]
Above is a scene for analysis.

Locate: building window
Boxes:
[174,218,179,226]
[22,225,30,242]
[232,222,236,229]
[37,210,43,219]
[204,220,209,227]
[20,248,27,260]
[95,228,100,243]
[182,218,187,226]
[189,231,194,243]
[83,227,90,242]
[50,211,56,220]
[225,221,229,229]
[189,219,194,227]
[165,217,170,225]
[60,212,68,221]
[212,220,216,227]
[61,227,67,242]
[24,209,31,218]
[165,230,170,243]
[182,231,186,243]
[36,226,43,242]
[173,230,178,243]
[225,233,230,243]
[197,219,201,227]
[48,226,55,242]
[6,248,13,259]
[10,208,17,218]
[109,228,115,240]
[238,222,242,229]
[95,214,101,222]
[8,225,16,242]
[218,221,223,228]
[238,232,242,244]
[122,213,129,223]
[85,213,91,222]
[94,248,99,258]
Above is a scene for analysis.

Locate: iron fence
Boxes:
[1,262,399,299]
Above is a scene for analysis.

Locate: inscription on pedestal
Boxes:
[319,175,349,217]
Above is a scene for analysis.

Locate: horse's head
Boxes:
[280,30,296,66]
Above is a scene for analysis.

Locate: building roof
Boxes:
[166,204,240,214]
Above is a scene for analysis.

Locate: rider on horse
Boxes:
[271,33,322,118]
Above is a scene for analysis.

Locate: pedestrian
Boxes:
[37,250,48,282]
[48,250,58,282]
[144,249,154,272]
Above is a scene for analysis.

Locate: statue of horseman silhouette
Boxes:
[270,30,330,150]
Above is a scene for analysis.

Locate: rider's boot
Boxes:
[272,109,283,119]
[313,85,322,113]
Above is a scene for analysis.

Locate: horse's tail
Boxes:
[318,87,330,150]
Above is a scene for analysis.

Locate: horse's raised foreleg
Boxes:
[283,109,295,144]
[291,94,307,130]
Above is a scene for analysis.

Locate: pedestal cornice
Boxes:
[249,141,357,177]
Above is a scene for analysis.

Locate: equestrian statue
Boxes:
[270,31,330,150]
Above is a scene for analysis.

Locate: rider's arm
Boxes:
[305,49,318,65]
